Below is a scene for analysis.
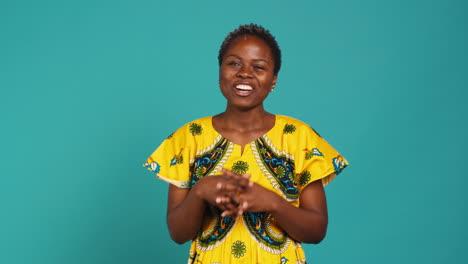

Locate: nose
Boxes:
[237,65,253,78]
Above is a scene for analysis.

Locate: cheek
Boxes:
[258,75,274,87]
[218,71,230,92]
[219,69,234,84]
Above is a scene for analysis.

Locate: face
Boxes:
[219,35,277,111]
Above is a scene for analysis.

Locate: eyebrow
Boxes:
[225,55,271,65]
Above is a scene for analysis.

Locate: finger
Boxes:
[218,197,239,218]
[242,174,254,186]
[215,196,224,208]
[236,174,252,190]
[221,168,242,179]
[220,169,252,193]
[237,207,243,216]
[222,169,249,186]
[228,175,251,195]
[215,196,230,212]
[222,206,237,217]
[236,201,249,216]
[217,180,239,195]
[221,209,237,218]
[229,191,241,205]
[237,201,249,216]
[224,195,239,211]
[217,194,239,208]
[216,182,224,191]
[221,182,241,194]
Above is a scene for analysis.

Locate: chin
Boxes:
[229,101,263,111]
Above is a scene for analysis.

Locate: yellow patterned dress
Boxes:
[144,115,348,264]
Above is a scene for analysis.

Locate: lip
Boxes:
[234,81,254,86]
[233,82,255,97]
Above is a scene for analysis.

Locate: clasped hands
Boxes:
[197,168,278,218]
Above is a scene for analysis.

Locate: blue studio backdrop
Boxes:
[1,0,467,263]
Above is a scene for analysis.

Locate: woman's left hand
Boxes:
[233,180,282,215]
[217,168,282,216]
[215,169,252,217]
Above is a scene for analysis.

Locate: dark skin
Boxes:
[167,35,329,245]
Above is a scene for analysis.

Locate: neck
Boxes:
[217,105,273,131]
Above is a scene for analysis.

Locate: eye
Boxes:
[227,61,241,66]
[253,65,266,71]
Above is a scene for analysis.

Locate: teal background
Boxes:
[1,0,467,263]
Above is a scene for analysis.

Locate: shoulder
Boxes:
[276,115,309,127]
[168,116,212,138]
[275,115,321,137]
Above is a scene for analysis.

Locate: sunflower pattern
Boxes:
[232,160,249,174]
[298,171,311,186]
[283,124,296,134]
[189,123,203,136]
[288,170,297,186]
[231,240,246,258]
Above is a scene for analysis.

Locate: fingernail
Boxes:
[217,182,222,190]
[248,181,254,187]
[216,197,221,203]
[243,201,248,209]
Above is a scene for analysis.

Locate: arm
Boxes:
[166,184,206,244]
[235,178,328,244]
[270,180,328,243]
[166,174,243,244]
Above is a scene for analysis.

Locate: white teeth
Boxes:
[236,84,253,90]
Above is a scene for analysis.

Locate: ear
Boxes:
[272,75,278,89]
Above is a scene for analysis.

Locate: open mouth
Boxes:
[235,84,253,91]
[235,84,253,96]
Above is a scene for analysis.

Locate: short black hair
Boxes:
[218,24,282,76]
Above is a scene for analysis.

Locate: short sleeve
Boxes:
[143,126,193,188]
[294,125,348,191]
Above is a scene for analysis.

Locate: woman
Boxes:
[144,24,348,264]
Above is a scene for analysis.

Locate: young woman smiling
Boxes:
[144,24,348,264]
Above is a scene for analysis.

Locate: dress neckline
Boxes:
[209,115,278,148]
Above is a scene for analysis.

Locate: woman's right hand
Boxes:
[194,169,251,217]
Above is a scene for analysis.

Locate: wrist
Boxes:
[192,178,208,202]
[269,193,285,214]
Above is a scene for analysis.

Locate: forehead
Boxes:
[225,35,273,59]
